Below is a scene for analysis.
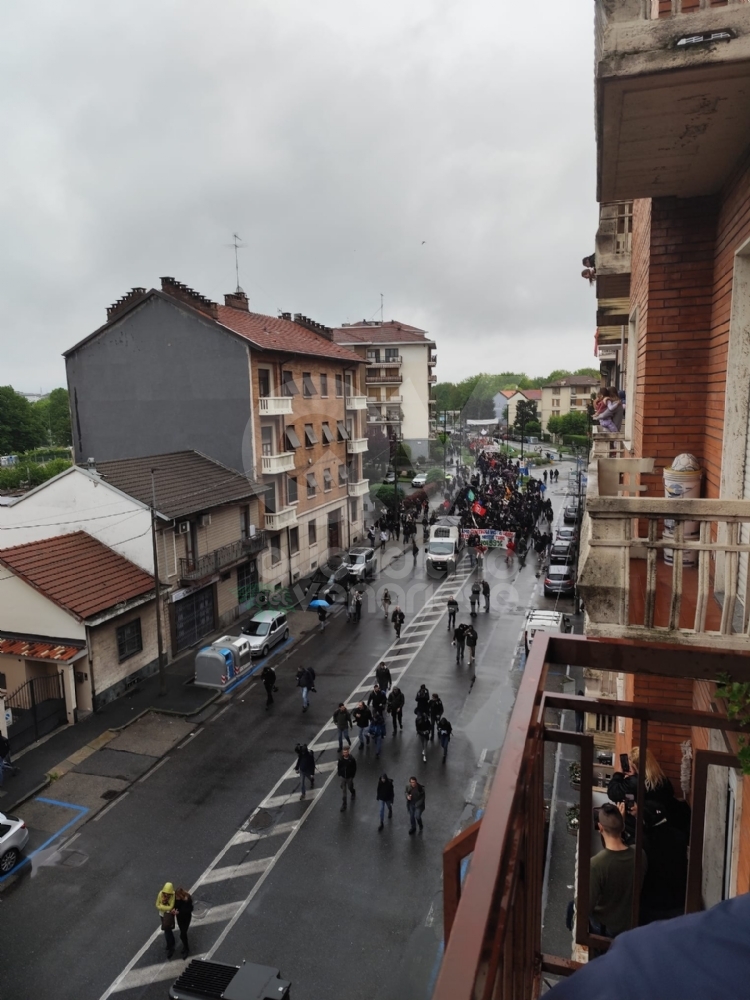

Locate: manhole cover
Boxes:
[60,851,88,868]
[101,789,120,801]
[192,899,211,918]
[248,809,273,832]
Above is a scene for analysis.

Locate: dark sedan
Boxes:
[543,563,576,598]
[549,541,577,565]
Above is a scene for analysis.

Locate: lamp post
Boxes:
[150,469,167,697]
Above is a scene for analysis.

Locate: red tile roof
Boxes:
[521,389,542,400]
[0,637,83,662]
[0,532,155,621]
[333,321,433,346]
[217,307,363,363]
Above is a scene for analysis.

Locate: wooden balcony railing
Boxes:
[434,633,750,1000]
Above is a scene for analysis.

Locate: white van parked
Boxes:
[523,610,571,654]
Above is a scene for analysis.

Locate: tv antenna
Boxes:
[226,233,247,293]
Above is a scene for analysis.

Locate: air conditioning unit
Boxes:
[178,521,190,534]
[199,513,212,528]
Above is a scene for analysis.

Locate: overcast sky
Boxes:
[1,0,598,393]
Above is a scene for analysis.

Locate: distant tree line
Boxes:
[433,369,600,420]
[0,386,73,454]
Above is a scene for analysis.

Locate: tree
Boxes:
[574,367,601,380]
[557,410,589,436]
[524,420,541,436]
[547,415,563,437]
[514,399,538,432]
[0,386,46,454]
[33,388,72,447]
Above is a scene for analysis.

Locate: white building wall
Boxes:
[0,467,153,572]
[0,573,86,641]
[400,343,431,459]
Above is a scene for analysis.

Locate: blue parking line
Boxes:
[222,636,294,696]
[0,797,89,883]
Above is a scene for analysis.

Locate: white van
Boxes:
[425,516,465,575]
[523,610,571,654]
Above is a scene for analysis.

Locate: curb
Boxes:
[5,777,51,814]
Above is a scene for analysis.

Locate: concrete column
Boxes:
[62,663,77,724]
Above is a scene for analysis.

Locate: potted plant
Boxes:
[568,760,581,789]
[566,803,580,836]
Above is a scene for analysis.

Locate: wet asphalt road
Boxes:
[0,465,577,1000]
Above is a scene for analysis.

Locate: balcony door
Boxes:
[261,424,274,457]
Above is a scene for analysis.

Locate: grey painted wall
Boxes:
[66,297,254,474]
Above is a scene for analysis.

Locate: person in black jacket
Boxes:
[415,712,431,761]
[438,716,453,760]
[352,702,372,747]
[428,693,444,740]
[447,595,458,630]
[367,683,387,715]
[337,747,357,812]
[607,746,688,836]
[387,687,404,733]
[261,665,276,708]
[481,579,490,612]
[640,801,689,925]
[453,622,468,663]
[391,604,405,638]
[377,773,395,831]
[375,662,392,692]
[405,777,426,834]
[296,666,315,713]
[174,888,193,958]
[415,684,430,716]
[294,743,316,799]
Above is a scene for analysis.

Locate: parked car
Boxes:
[305,559,351,605]
[556,526,578,545]
[240,611,290,657]
[0,811,29,875]
[383,471,396,484]
[523,610,571,653]
[563,503,579,524]
[543,564,576,598]
[411,472,428,488]
[549,541,577,565]
[345,546,377,581]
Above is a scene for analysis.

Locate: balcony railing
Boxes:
[366,355,402,365]
[428,374,437,384]
[261,451,296,475]
[242,531,268,556]
[345,395,368,411]
[264,506,297,531]
[578,456,750,650]
[347,479,370,498]
[434,632,750,1000]
[258,396,294,415]
[365,371,403,384]
[179,539,250,582]
[346,437,368,455]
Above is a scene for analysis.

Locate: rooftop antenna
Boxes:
[380,293,383,324]
[226,233,247,293]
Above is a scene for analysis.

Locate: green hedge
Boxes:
[0,458,72,491]
[561,435,590,449]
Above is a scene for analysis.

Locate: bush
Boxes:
[425,467,445,485]
[0,457,72,491]
[373,484,405,511]
[562,434,590,449]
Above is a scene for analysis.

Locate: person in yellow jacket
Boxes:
[156,882,176,957]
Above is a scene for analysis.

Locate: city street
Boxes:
[0,464,577,1000]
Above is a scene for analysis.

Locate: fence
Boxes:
[5,672,67,753]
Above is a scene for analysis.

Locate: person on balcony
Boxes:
[589,802,644,939]
[607,747,689,836]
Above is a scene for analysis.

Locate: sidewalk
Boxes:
[1,536,410,813]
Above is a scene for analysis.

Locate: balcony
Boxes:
[346,437,368,455]
[242,531,268,556]
[366,355,402,366]
[595,0,750,201]
[261,451,296,475]
[366,370,402,385]
[435,632,749,1000]
[428,374,437,384]
[264,506,297,531]
[577,453,750,650]
[258,396,293,416]
[345,395,368,411]
[595,202,632,277]
[429,354,437,366]
[347,479,370,498]
[179,539,250,583]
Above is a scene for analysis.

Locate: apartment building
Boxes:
[64,279,367,596]
[540,376,599,430]
[332,320,436,460]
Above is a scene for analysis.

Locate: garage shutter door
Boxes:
[174,586,215,652]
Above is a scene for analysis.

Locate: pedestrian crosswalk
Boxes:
[99,557,475,1000]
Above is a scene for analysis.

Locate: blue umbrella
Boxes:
[308,599,330,609]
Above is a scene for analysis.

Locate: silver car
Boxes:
[345,547,377,581]
[240,611,290,657]
[0,811,29,875]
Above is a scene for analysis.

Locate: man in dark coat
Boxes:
[387,687,405,733]
[261,665,276,708]
[375,662,392,692]
[294,744,316,800]
[337,747,357,812]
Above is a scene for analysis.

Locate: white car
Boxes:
[411,472,428,488]
[0,811,29,875]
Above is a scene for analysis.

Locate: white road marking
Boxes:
[260,787,321,809]
[199,857,274,884]
[97,565,472,1000]
[195,901,244,923]
[136,757,170,783]
[231,821,299,845]
[93,791,130,822]
[307,740,344,753]
[111,956,205,992]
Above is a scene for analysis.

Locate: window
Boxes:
[117,619,143,662]
[306,472,318,498]
[302,372,317,397]
[367,349,380,362]
[237,560,258,603]
[595,714,615,733]
[350,499,358,521]
[285,426,301,450]
[385,348,399,361]
[304,423,318,447]
[240,505,251,539]
[339,465,348,486]
[309,522,317,545]
[287,476,298,504]
[335,373,343,397]
[320,373,328,397]
[323,468,333,492]
[344,373,352,395]
[289,527,299,554]
[337,420,349,441]
[282,370,299,396]
[258,369,271,398]
[261,425,274,456]
[270,535,282,565]
[322,421,334,443]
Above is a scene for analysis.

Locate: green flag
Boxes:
[467,490,475,502]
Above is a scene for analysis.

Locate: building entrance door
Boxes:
[174,586,216,652]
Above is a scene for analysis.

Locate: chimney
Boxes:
[160,277,218,319]
[106,287,147,322]
[224,290,249,311]
[293,313,334,342]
